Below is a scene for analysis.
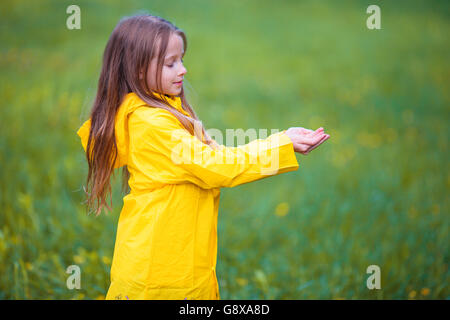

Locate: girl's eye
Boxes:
[167,59,183,68]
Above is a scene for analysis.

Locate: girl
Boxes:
[76,14,330,300]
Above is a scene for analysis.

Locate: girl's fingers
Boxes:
[304,133,326,145]
[307,134,329,153]
[298,127,324,137]
[306,127,324,137]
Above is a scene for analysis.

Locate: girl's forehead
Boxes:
[150,34,184,61]
[166,33,184,55]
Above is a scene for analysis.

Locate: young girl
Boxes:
[76,14,329,300]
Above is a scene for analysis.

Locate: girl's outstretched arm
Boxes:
[128,107,300,189]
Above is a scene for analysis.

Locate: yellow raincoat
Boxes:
[76,92,299,300]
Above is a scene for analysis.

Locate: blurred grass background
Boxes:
[0,0,448,299]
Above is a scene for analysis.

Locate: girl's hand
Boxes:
[284,127,330,155]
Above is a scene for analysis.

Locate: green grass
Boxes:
[0,0,448,299]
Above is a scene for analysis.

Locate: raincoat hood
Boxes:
[76,92,189,168]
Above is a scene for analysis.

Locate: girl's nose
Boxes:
[180,64,187,76]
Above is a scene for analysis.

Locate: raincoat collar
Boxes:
[120,91,190,117]
[144,91,188,116]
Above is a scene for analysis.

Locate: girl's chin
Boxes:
[170,88,182,95]
[164,91,180,98]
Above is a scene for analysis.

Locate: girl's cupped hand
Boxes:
[285,127,330,155]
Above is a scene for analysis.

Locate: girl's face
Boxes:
[145,33,187,97]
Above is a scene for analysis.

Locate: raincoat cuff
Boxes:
[258,130,299,176]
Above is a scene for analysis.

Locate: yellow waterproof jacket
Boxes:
[76,92,299,300]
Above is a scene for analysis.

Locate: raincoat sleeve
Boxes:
[129,108,299,189]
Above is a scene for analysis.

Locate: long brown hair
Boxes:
[83,14,216,217]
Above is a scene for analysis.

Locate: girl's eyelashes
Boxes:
[166,58,184,68]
